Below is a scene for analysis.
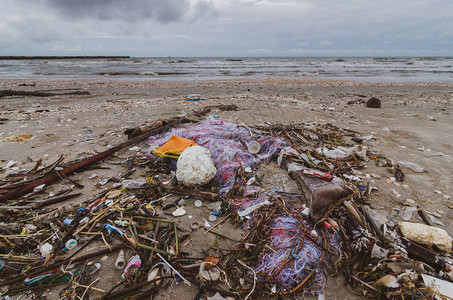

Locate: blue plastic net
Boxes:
[254,215,326,291]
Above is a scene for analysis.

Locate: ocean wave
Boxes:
[2,57,452,82]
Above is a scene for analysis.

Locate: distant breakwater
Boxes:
[0,56,130,60]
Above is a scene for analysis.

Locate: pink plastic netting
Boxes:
[146,118,286,194]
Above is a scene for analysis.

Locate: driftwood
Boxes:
[124,105,238,139]
[124,120,163,139]
[0,90,90,98]
[0,108,211,202]
[401,238,447,270]
[34,193,82,208]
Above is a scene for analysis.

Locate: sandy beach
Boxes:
[1,78,453,299]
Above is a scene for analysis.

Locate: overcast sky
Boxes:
[1,0,452,57]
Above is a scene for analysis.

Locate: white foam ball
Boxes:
[176,146,216,186]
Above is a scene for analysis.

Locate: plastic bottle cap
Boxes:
[40,243,53,256]
[247,141,261,154]
[194,200,203,207]
[209,215,217,222]
[65,239,78,250]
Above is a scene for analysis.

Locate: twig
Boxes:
[101,276,172,300]
[0,244,125,287]
[156,253,191,286]
[80,232,112,250]
[182,234,197,247]
[238,260,256,300]
[81,277,100,299]
[73,282,105,293]
[350,274,377,292]
[204,213,232,234]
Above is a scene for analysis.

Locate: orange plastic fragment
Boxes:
[151,136,197,158]
[203,256,220,269]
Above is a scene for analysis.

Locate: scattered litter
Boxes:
[65,239,77,250]
[115,249,126,270]
[6,160,17,168]
[122,255,141,279]
[0,108,451,299]
[207,202,222,211]
[247,140,261,154]
[237,198,272,217]
[399,222,452,252]
[33,184,45,194]
[374,275,399,288]
[172,207,187,217]
[371,244,389,259]
[199,262,221,281]
[401,206,417,220]
[207,292,227,300]
[1,134,32,142]
[120,178,147,189]
[151,136,197,159]
[40,243,53,256]
[203,219,212,227]
[422,274,453,299]
[398,161,426,173]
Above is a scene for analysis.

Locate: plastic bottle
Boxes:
[121,255,141,279]
[115,249,126,270]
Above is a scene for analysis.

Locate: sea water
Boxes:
[0,56,452,82]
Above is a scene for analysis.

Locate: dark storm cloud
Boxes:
[45,0,190,23]
[2,0,452,56]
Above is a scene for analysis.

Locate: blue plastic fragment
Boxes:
[358,185,367,191]
[63,218,74,226]
[75,208,86,218]
[291,241,301,259]
[104,224,124,235]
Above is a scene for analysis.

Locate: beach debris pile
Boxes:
[0,107,452,299]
